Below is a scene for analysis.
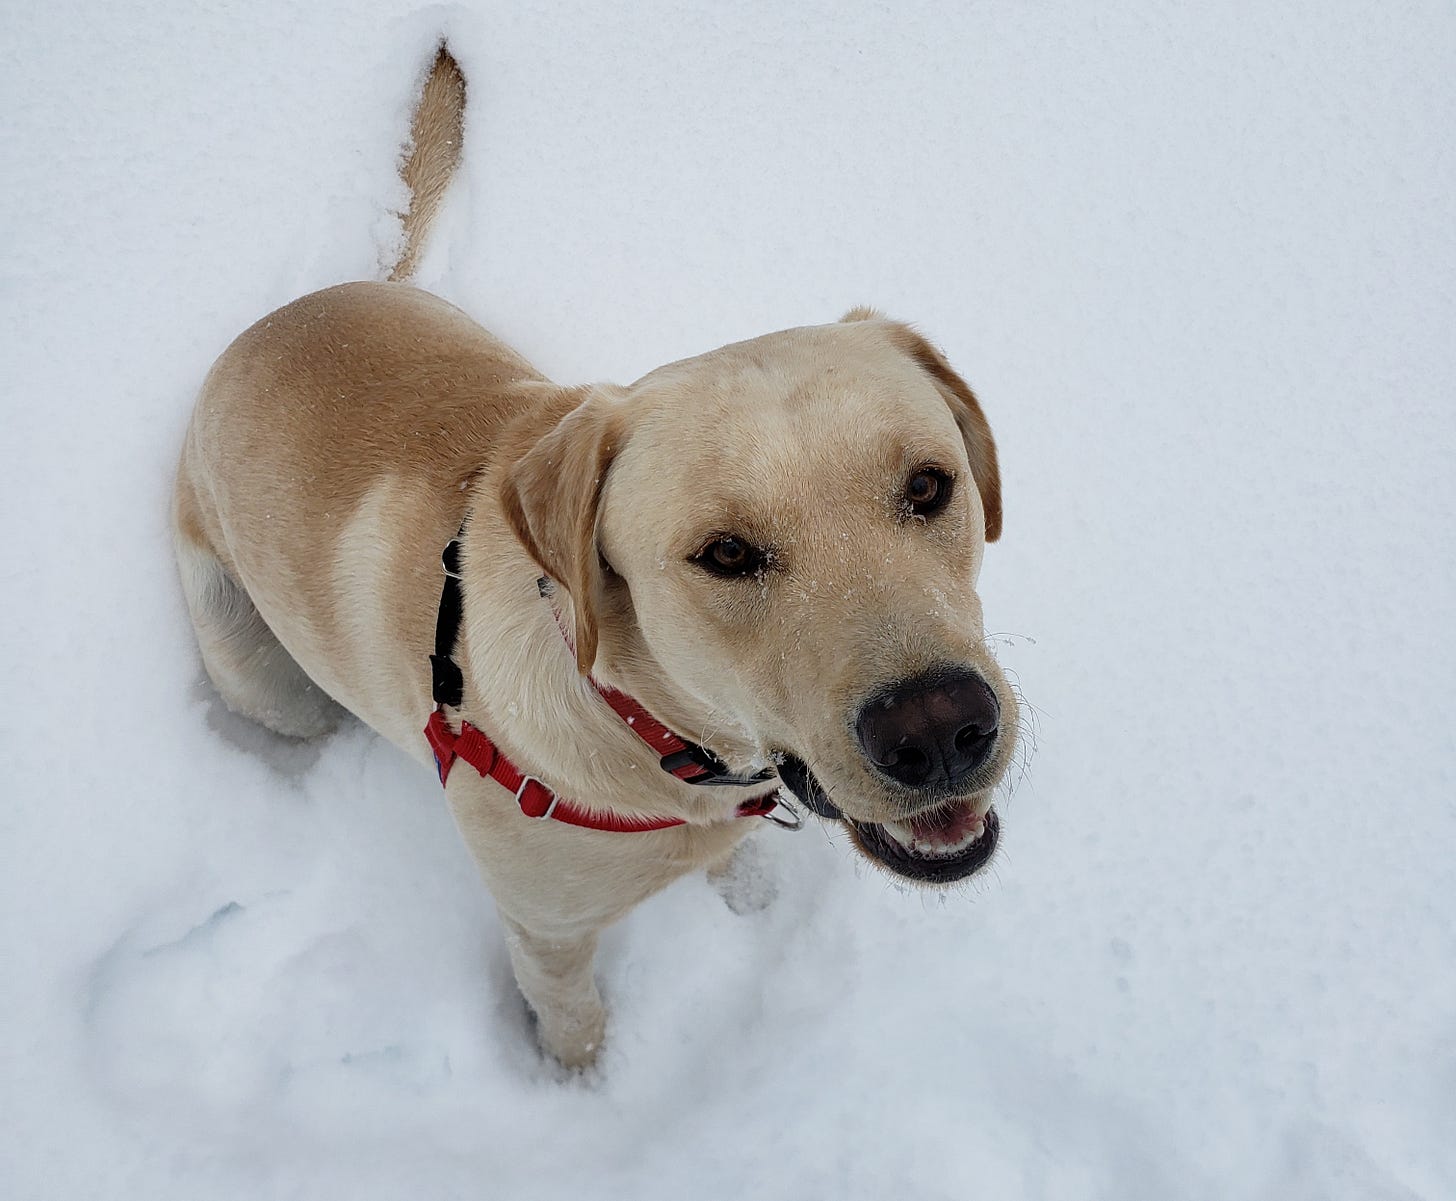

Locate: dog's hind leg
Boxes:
[173,499,344,740]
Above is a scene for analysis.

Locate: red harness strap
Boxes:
[595,685,725,783]
[546,593,742,785]
[425,710,780,832]
[422,532,783,834]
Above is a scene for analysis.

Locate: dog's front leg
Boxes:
[501,915,606,1069]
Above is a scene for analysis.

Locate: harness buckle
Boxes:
[736,790,804,831]
[441,539,463,579]
[761,800,804,831]
[660,744,777,788]
[515,775,557,819]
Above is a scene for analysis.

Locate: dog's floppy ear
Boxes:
[841,310,1002,542]
[501,386,627,675]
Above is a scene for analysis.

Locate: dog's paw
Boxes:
[525,993,607,1071]
[535,1007,606,1071]
[709,837,779,915]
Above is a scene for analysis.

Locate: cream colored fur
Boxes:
[173,46,1017,1068]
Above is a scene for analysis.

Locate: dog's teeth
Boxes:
[882,813,986,859]
[884,820,915,846]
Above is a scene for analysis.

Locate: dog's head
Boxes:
[503,311,1017,885]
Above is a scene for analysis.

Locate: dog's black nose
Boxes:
[855,670,999,789]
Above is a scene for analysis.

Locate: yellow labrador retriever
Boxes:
[173,47,1019,1067]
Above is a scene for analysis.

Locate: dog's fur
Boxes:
[173,47,1018,1067]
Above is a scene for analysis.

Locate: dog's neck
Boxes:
[452,492,769,824]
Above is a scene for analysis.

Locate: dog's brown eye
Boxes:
[696,536,764,578]
[906,469,953,517]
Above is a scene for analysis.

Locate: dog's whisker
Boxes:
[981,630,1038,651]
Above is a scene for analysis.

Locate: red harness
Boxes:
[423,533,786,833]
[424,707,782,832]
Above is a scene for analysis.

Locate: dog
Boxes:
[172,46,1020,1068]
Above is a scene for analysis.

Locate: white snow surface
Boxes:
[3,3,1454,1198]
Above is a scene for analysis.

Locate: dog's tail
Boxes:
[386,44,467,282]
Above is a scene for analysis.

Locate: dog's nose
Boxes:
[855,670,1000,789]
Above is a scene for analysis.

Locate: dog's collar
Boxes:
[423,528,790,832]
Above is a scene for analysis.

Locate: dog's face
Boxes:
[505,313,1018,885]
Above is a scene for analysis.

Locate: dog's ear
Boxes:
[841,310,1002,542]
[501,386,627,675]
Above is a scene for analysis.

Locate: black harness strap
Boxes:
[429,529,467,709]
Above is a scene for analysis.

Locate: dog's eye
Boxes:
[695,536,765,578]
[905,468,954,517]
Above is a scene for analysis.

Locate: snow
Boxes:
[3,2,1454,1198]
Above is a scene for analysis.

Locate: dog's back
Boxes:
[171,46,542,750]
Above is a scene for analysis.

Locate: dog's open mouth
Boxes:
[845,802,1000,885]
[777,754,999,885]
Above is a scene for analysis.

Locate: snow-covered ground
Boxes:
[3,2,1453,1197]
